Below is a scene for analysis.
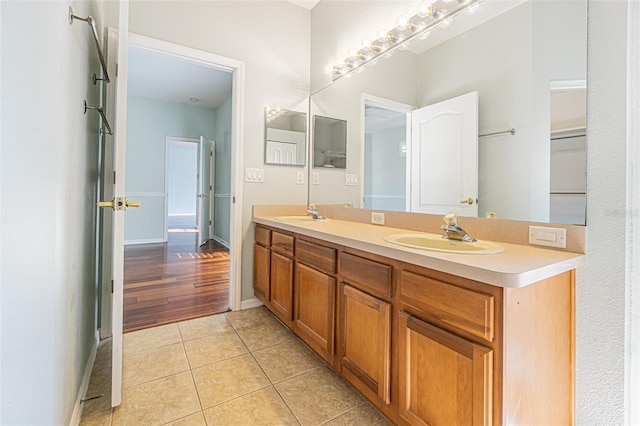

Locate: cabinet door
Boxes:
[270,252,294,321]
[294,263,336,362]
[398,313,493,426]
[341,284,391,404]
[253,244,270,303]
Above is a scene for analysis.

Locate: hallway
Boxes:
[123,232,230,332]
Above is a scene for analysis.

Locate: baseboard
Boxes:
[240,298,263,310]
[124,238,165,245]
[211,235,230,249]
[69,331,99,426]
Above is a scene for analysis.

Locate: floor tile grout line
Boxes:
[317,401,369,426]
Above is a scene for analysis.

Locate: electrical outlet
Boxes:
[371,212,385,225]
[528,225,567,248]
[312,172,320,185]
[296,171,304,185]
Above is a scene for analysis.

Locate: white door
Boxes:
[197,136,210,246]
[409,91,478,217]
[101,2,130,407]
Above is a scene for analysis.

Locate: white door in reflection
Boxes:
[410,91,479,217]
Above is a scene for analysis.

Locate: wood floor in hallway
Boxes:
[123,232,230,333]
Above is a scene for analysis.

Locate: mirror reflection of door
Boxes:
[410,92,479,217]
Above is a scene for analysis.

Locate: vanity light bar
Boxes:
[330,0,485,82]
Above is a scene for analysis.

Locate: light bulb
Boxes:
[396,16,410,31]
[417,0,436,18]
[376,28,389,42]
[418,30,431,40]
[324,64,334,74]
[361,39,372,51]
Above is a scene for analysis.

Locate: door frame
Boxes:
[127,32,245,311]
[360,94,415,210]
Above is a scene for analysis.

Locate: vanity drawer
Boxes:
[400,270,495,342]
[255,226,271,247]
[272,231,294,257]
[340,252,392,299]
[296,239,337,274]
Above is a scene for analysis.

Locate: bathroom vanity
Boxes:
[253,207,584,426]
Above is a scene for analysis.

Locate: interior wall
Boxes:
[0,0,104,423]
[128,0,311,301]
[577,0,628,422]
[125,96,216,243]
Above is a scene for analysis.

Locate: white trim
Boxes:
[69,332,99,426]
[550,79,587,91]
[127,32,245,313]
[125,238,165,245]
[240,298,264,310]
[211,235,230,249]
[360,94,416,210]
[230,62,245,312]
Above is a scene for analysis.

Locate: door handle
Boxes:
[459,197,476,205]
[197,193,206,199]
[97,197,140,210]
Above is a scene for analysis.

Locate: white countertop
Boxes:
[253,215,586,288]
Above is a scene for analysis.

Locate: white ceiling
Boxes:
[128,46,232,110]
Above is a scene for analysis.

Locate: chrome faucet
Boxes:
[440,213,476,242]
[306,204,325,220]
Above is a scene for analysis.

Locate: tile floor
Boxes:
[80,306,391,426]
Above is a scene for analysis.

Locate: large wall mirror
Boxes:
[309,0,587,225]
[264,107,307,166]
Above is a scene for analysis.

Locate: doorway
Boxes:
[98,33,244,335]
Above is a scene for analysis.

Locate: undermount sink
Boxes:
[275,215,329,222]
[383,233,505,255]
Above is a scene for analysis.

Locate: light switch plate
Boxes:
[529,225,567,248]
[245,168,264,182]
[345,174,359,186]
[296,171,304,185]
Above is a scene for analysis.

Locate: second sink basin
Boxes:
[384,233,504,255]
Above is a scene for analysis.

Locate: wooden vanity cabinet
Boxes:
[338,252,394,407]
[253,225,295,326]
[253,226,271,304]
[253,224,575,426]
[293,238,338,366]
